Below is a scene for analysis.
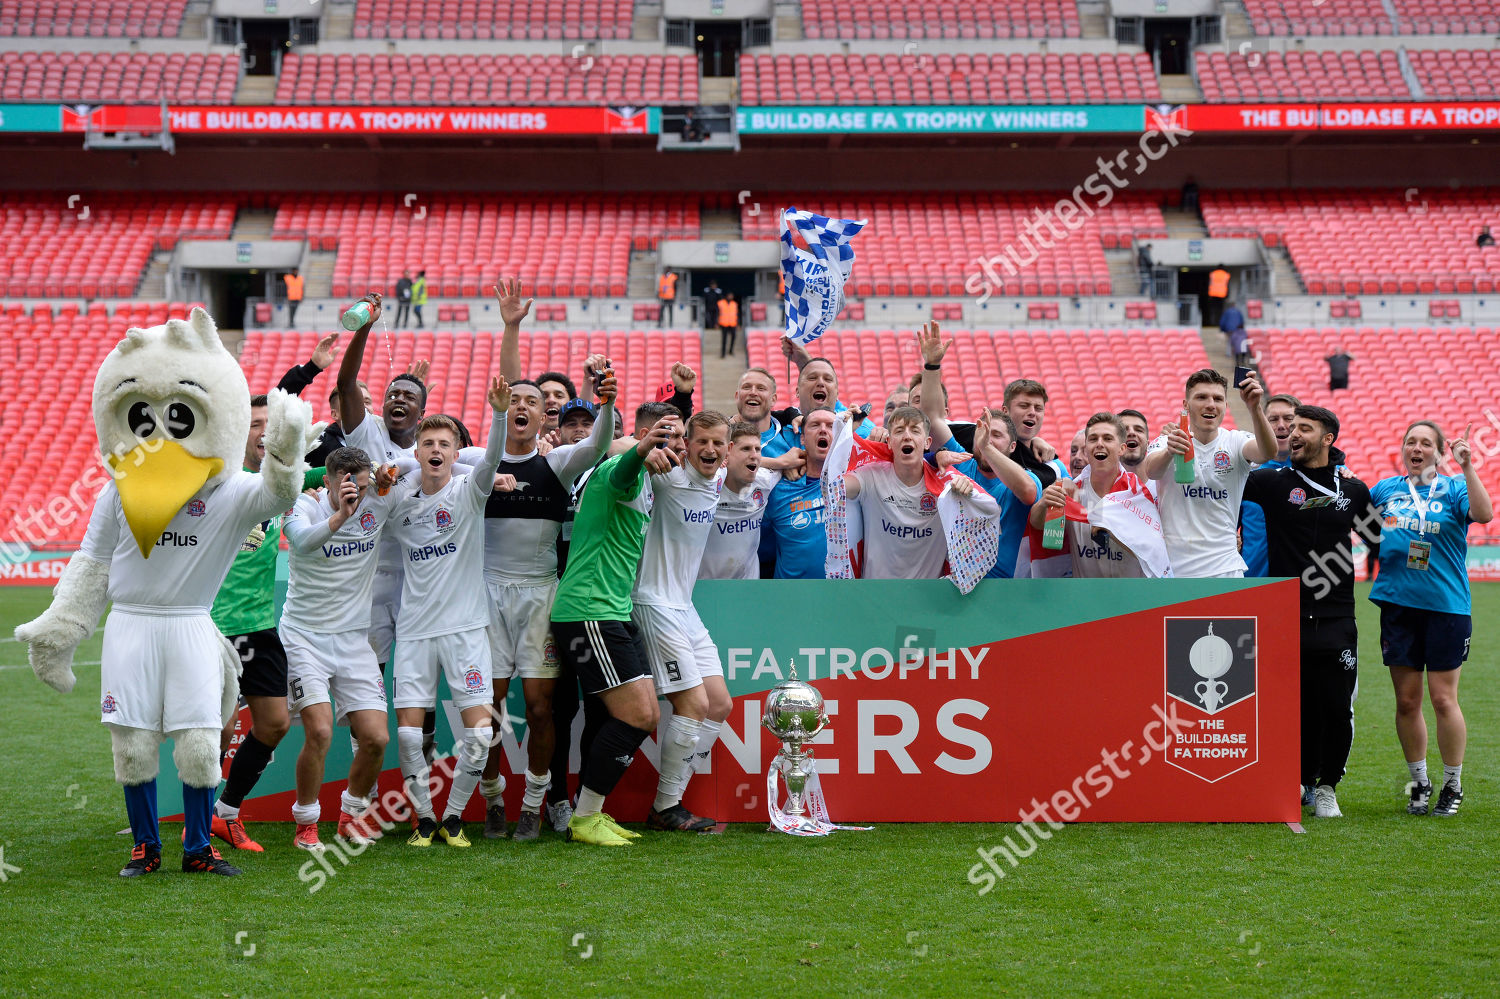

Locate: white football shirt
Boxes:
[854,463,946,580]
[344,414,412,576]
[78,472,292,608]
[388,411,506,640]
[699,467,781,581]
[1066,474,1148,579]
[282,483,403,634]
[1147,427,1255,577]
[634,464,720,608]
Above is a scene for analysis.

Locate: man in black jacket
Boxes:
[394,270,414,327]
[1243,405,1381,820]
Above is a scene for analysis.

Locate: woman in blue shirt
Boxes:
[1369,420,1493,818]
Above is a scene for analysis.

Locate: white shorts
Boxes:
[393,626,493,710]
[367,568,402,663]
[486,577,561,680]
[99,605,226,733]
[280,622,388,718]
[631,603,723,696]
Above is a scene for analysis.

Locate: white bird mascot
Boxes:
[16,308,321,877]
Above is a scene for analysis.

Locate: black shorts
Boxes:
[550,619,652,695]
[230,628,289,698]
[1377,603,1471,672]
[1300,615,1359,673]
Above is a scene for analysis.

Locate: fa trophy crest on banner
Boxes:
[761,660,871,836]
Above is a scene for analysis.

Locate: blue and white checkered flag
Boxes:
[780,207,867,347]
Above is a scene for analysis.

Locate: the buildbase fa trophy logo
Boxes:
[1147,104,1189,133]
[1163,617,1258,782]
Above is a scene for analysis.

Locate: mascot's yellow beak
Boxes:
[107,441,224,559]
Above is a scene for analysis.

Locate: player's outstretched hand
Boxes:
[917,320,952,366]
[934,449,970,470]
[866,425,890,444]
[329,473,360,530]
[406,358,430,383]
[1031,436,1057,463]
[1040,478,1075,509]
[595,368,618,405]
[495,277,532,327]
[671,362,696,393]
[949,476,974,498]
[488,374,512,413]
[1162,422,1190,457]
[375,464,399,493]
[636,415,675,457]
[311,332,339,370]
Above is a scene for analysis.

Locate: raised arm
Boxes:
[336,293,382,433]
[277,332,338,396]
[916,320,954,447]
[1453,424,1494,523]
[285,491,340,554]
[1238,374,1278,464]
[494,278,531,383]
[469,376,513,497]
[974,412,1039,504]
[551,368,618,483]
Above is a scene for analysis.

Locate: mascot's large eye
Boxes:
[127,401,157,439]
[165,402,196,440]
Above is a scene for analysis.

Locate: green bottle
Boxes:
[1174,409,1197,484]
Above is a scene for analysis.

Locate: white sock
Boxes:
[397,726,435,821]
[291,801,321,826]
[480,776,506,805]
[340,790,367,816]
[349,733,360,756]
[214,799,240,820]
[522,770,550,812]
[575,786,605,817]
[444,726,490,820]
[1407,759,1429,786]
[1443,763,1462,790]
[653,715,702,812]
[694,719,723,771]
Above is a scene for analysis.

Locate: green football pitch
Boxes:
[1,584,1495,997]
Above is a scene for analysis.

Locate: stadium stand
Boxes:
[1241,0,1394,35]
[2,194,238,297]
[799,0,1080,39]
[1255,325,1500,502]
[746,327,1218,432]
[0,0,189,37]
[739,53,1159,106]
[741,193,1167,296]
[0,320,700,544]
[0,51,238,104]
[352,0,634,40]
[1408,49,1500,100]
[1193,51,1410,103]
[271,193,699,299]
[1391,0,1500,34]
[274,53,699,106]
[1201,189,1500,294]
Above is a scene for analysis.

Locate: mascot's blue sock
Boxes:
[182,784,216,854]
[123,781,161,850]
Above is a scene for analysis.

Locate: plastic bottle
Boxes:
[341,299,374,331]
[1174,409,1197,483]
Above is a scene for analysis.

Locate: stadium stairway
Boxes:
[136,251,172,299]
[1158,73,1203,104]
[1078,0,1112,39]
[1197,325,1256,430]
[1221,0,1256,38]
[236,75,277,105]
[1269,246,1306,295]
[1105,250,1142,296]
[1162,205,1209,240]
[324,0,357,40]
[700,326,745,415]
[304,251,337,299]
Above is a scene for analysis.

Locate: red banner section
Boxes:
[200,579,1301,826]
[1178,101,1500,132]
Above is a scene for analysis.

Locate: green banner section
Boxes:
[0,104,61,132]
[735,104,1145,134]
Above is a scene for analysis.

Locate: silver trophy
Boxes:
[761,660,829,834]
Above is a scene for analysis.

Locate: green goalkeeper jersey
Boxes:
[551,451,653,623]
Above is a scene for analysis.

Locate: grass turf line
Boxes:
[0,584,1496,997]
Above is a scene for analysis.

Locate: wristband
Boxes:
[924,362,942,371]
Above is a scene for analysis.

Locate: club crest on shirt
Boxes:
[463,668,484,692]
[434,508,453,532]
[101,691,118,713]
[1288,487,1307,505]
[919,493,938,514]
[187,499,206,517]
[1213,450,1232,474]
[359,511,378,532]
[751,488,764,506]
